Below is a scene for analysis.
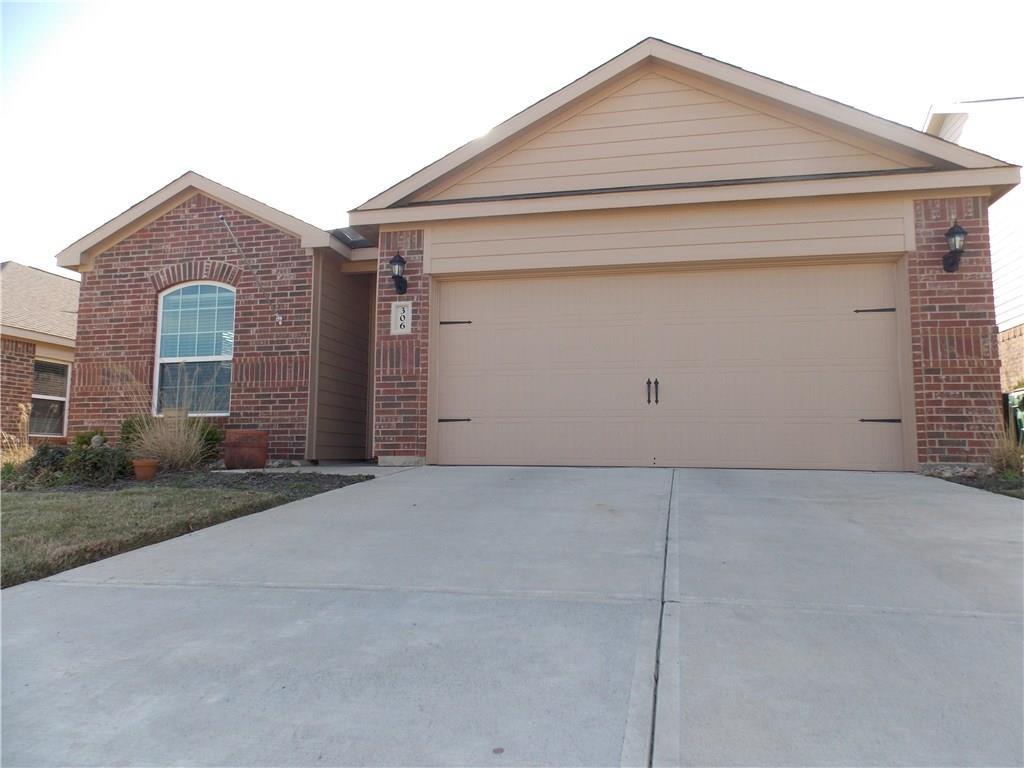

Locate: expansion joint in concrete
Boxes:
[647,469,675,767]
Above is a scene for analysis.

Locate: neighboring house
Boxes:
[55,38,1019,472]
[0,261,79,442]
[925,97,1024,392]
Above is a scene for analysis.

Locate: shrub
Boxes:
[72,429,106,449]
[1,461,21,489]
[0,441,71,490]
[24,444,70,475]
[119,415,145,450]
[991,423,1024,475]
[997,468,1023,485]
[198,423,224,461]
[65,443,131,486]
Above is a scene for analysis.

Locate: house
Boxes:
[0,262,79,442]
[55,38,1019,472]
[924,98,1024,393]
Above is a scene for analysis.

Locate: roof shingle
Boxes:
[0,261,79,342]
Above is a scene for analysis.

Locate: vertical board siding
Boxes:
[315,264,372,459]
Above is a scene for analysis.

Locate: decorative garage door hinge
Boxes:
[439,320,473,325]
[853,307,896,313]
[438,418,472,422]
[859,418,902,423]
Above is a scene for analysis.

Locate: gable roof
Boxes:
[0,261,79,344]
[352,38,1016,218]
[57,171,348,270]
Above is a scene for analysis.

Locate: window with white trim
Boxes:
[156,283,235,415]
[29,360,70,436]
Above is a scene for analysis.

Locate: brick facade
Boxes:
[910,196,1003,467]
[998,324,1024,392]
[372,230,429,464]
[69,193,313,459]
[1,336,35,437]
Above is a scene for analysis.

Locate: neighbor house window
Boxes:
[155,283,235,415]
[29,360,70,436]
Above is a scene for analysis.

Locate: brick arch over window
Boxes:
[149,261,242,292]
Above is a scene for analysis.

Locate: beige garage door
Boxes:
[434,261,904,470]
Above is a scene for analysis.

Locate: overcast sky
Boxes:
[2,0,1021,278]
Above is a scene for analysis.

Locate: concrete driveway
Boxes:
[2,468,1021,766]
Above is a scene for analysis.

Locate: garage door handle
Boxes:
[654,378,659,404]
[646,378,652,404]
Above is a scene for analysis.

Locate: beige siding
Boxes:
[434,262,904,470]
[426,195,911,274]
[422,71,913,201]
[31,340,74,363]
[314,263,373,460]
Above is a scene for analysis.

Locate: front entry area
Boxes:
[434,260,906,469]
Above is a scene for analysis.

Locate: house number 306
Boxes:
[390,301,412,335]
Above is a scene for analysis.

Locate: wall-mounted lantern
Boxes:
[389,252,408,294]
[943,221,967,273]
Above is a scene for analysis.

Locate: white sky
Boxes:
[2,0,1022,279]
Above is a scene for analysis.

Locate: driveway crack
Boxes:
[647,468,675,767]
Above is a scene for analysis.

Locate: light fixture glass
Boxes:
[945,222,967,253]
[389,253,406,278]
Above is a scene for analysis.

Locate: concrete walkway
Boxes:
[2,467,1021,766]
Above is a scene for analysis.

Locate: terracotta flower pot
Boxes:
[132,458,159,481]
[223,430,269,470]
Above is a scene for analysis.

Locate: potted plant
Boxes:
[131,455,159,481]
[222,429,269,470]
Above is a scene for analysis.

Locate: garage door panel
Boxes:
[441,322,643,370]
[656,365,899,414]
[650,313,896,365]
[435,263,903,469]
[438,418,648,466]
[438,370,647,418]
[796,366,898,416]
[644,417,903,470]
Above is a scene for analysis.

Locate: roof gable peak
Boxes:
[57,171,347,271]
[354,38,1010,213]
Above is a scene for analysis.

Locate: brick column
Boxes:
[910,196,1002,468]
[373,230,429,465]
[1,337,35,436]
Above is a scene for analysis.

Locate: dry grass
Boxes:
[990,422,1024,475]
[1,472,371,587]
[117,366,217,471]
[129,412,211,470]
[1,404,34,467]
[1,487,284,587]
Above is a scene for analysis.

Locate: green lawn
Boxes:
[2,473,370,587]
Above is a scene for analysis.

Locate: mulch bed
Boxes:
[44,469,374,497]
[946,472,1024,500]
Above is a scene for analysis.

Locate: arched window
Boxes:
[155,282,235,415]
